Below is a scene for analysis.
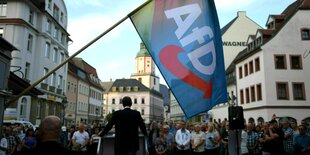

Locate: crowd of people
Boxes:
[0,118,102,155]
[146,118,310,155]
[1,116,310,155]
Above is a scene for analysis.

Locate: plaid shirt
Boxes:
[5,135,17,154]
[283,127,294,153]
[247,131,260,154]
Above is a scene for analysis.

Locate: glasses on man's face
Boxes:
[298,128,305,130]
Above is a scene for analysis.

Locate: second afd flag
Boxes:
[129,0,227,118]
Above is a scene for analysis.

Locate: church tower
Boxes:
[131,43,160,91]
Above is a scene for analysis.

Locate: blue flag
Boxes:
[130,0,227,118]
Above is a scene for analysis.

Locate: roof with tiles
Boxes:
[234,0,310,63]
[109,79,163,98]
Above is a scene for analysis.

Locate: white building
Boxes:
[209,11,262,122]
[169,91,185,121]
[102,43,165,124]
[234,0,310,124]
[0,0,70,124]
[104,79,164,124]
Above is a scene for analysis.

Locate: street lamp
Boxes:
[227,92,231,106]
[61,97,68,126]
[230,91,237,106]
[95,107,99,126]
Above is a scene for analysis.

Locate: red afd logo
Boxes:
[159,45,212,98]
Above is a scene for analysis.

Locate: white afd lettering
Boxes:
[164,4,201,39]
[187,41,216,75]
[165,3,217,75]
[180,26,214,47]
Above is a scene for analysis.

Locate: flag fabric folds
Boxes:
[129,0,227,118]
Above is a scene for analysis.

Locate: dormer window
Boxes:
[256,37,262,45]
[301,28,310,40]
[126,87,131,92]
[268,21,275,29]
[119,87,124,92]
[133,86,139,92]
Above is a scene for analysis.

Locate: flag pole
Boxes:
[6,0,151,106]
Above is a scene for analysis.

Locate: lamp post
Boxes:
[227,92,232,106]
[231,91,237,106]
[61,97,68,126]
[95,107,99,126]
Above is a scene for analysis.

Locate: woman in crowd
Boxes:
[205,123,220,155]
[89,127,101,155]
[21,128,36,152]
[154,129,167,155]
[148,121,160,155]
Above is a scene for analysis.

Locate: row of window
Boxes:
[25,33,66,66]
[43,67,64,89]
[239,82,306,104]
[274,54,302,70]
[67,82,77,93]
[79,84,89,96]
[89,104,102,116]
[78,101,88,112]
[248,28,310,52]
[45,42,65,63]
[46,19,67,45]
[239,57,260,79]
[49,1,65,24]
[90,89,103,100]
[111,97,145,104]
[67,83,103,100]
[240,84,262,104]
[25,1,67,46]
[111,86,139,92]
[276,82,306,100]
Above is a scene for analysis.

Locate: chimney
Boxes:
[237,11,246,17]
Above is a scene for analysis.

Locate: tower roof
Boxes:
[136,42,151,57]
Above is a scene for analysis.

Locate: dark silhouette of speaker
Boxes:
[228,106,245,130]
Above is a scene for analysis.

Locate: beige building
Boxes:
[66,58,103,126]
[65,60,78,126]
[131,43,160,92]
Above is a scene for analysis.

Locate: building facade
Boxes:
[104,79,164,124]
[209,11,262,122]
[0,0,70,125]
[66,58,103,126]
[102,43,166,124]
[235,0,310,124]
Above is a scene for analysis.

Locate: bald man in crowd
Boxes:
[13,115,76,155]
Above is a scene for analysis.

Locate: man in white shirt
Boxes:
[175,120,191,155]
[191,124,205,155]
[72,123,89,155]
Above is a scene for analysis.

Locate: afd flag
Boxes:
[129,0,227,118]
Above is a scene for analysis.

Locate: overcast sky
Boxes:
[65,0,295,84]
